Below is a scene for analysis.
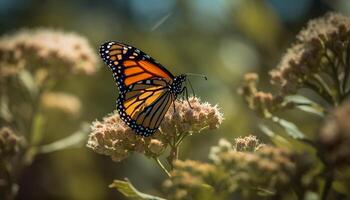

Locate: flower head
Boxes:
[212,138,297,192]
[270,13,350,103]
[162,160,216,200]
[161,97,223,137]
[317,101,350,167]
[233,135,262,152]
[238,73,285,118]
[87,110,168,161]
[165,135,303,199]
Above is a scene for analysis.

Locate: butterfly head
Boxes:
[170,74,186,95]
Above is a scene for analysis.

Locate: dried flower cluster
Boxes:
[232,134,263,152]
[0,28,98,79]
[209,138,296,196]
[0,127,25,160]
[238,73,287,117]
[270,13,350,104]
[161,97,223,139]
[163,135,306,199]
[87,110,168,161]
[162,160,216,200]
[317,100,350,167]
[239,13,350,119]
[235,12,350,200]
[87,97,223,162]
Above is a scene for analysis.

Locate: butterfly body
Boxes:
[169,74,186,95]
[99,41,187,136]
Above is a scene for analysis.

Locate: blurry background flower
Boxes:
[0,127,25,160]
[0,28,98,77]
[270,12,350,105]
[42,92,82,117]
[164,135,315,199]
[317,100,350,167]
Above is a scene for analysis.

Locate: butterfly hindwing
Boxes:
[117,79,174,136]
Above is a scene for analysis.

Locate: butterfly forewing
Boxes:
[99,42,174,91]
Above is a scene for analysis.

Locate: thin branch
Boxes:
[153,158,171,177]
[321,171,334,200]
[313,74,336,103]
[342,43,350,93]
[304,81,334,105]
[326,53,342,100]
[340,89,350,102]
[175,132,187,147]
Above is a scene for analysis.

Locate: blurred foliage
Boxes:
[1,0,350,200]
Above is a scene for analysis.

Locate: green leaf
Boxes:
[272,117,305,139]
[37,123,90,154]
[285,95,325,117]
[30,113,45,146]
[0,95,13,122]
[258,124,292,148]
[304,191,320,200]
[19,70,38,98]
[195,184,217,200]
[109,179,166,200]
[256,187,275,196]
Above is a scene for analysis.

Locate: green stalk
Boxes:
[154,158,171,177]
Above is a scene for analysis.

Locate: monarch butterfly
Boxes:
[99,41,204,136]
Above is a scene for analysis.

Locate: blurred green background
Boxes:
[1,0,350,199]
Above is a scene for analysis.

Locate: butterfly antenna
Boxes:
[185,73,207,80]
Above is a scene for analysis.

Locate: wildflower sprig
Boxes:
[87,97,223,176]
[163,135,314,200]
[240,13,350,120]
[271,13,350,105]
[0,28,98,199]
[239,12,350,200]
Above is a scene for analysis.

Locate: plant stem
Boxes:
[332,64,342,100]
[321,170,334,200]
[340,89,350,102]
[0,159,17,200]
[153,158,171,177]
[313,74,338,105]
[175,132,187,146]
[166,146,179,170]
[305,80,334,106]
[342,52,350,93]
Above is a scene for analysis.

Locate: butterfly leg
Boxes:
[187,78,196,97]
[173,100,177,113]
[180,86,193,109]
